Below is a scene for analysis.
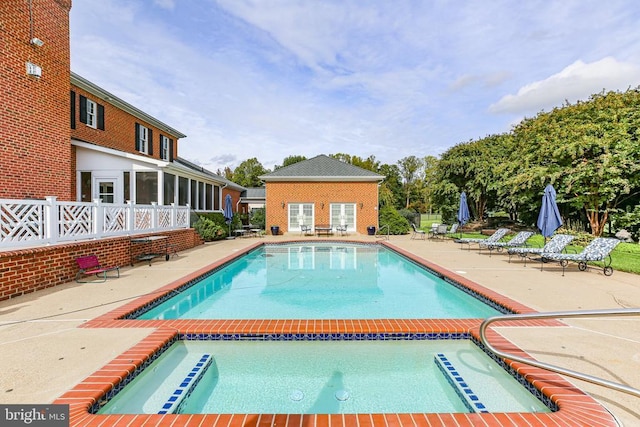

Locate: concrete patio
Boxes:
[0,234,638,425]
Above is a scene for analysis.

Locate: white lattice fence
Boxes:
[102,205,128,235]
[176,208,189,227]
[1,197,191,249]
[134,206,153,231]
[0,200,46,244]
[158,207,172,229]
[58,202,93,241]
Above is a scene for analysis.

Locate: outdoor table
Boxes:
[315,225,333,236]
[130,235,170,266]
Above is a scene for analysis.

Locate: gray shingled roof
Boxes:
[242,187,266,199]
[260,155,385,181]
[174,157,245,191]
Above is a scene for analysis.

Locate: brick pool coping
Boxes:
[54,240,619,426]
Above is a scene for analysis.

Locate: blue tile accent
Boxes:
[91,334,555,416]
[157,354,212,414]
[434,353,489,414]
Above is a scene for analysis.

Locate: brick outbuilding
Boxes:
[260,155,385,235]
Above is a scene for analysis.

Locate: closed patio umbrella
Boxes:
[457,192,470,226]
[537,184,562,238]
[224,194,234,238]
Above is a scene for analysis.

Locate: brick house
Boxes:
[1,1,244,211]
[71,72,245,212]
[0,0,243,300]
[260,155,385,235]
[0,0,73,200]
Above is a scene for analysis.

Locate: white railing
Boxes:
[1,196,191,249]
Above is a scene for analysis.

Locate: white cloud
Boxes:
[70,1,640,172]
[489,57,640,114]
[154,0,175,10]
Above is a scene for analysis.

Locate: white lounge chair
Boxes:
[455,228,510,251]
[540,237,621,276]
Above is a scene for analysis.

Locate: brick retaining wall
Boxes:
[0,229,203,301]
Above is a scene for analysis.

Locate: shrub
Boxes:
[378,206,411,235]
[398,208,420,226]
[193,217,227,241]
[250,208,265,229]
[555,227,591,246]
[613,206,640,241]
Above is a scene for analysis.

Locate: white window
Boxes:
[160,135,169,160]
[138,125,148,154]
[97,180,115,203]
[86,99,97,128]
[288,203,314,230]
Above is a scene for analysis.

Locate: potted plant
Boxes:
[270,225,280,236]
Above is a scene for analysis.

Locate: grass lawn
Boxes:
[420,214,441,229]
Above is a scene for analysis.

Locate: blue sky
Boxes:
[70,1,640,172]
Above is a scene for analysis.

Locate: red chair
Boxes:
[75,255,120,283]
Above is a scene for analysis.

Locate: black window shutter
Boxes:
[79,95,87,124]
[97,104,105,130]
[70,91,76,129]
[169,139,174,162]
[148,129,153,155]
[135,123,140,151]
[159,134,165,158]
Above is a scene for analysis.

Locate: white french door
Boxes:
[330,203,355,229]
[288,203,314,230]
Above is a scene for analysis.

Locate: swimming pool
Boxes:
[136,243,502,320]
[98,339,550,415]
[60,240,619,426]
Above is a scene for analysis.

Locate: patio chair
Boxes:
[455,228,510,251]
[479,230,534,257]
[335,223,348,236]
[429,224,449,240]
[507,234,575,266]
[540,237,621,276]
[75,255,120,283]
[446,223,459,238]
[411,223,426,240]
[300,224,312,236]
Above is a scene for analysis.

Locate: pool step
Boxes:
[158,354,212,414]
[434,353,489,413]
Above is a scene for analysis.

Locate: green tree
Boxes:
[397,155,421,209]
[274,155,307,170]
[432,137,504,221]
[419,155,439,214]
[232,158,268,187]
[378,163,403,209]
[511,89,640,235]
[330,153,380,172]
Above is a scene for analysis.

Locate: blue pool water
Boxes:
[98,340,550,414]
[137,243,501,319]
